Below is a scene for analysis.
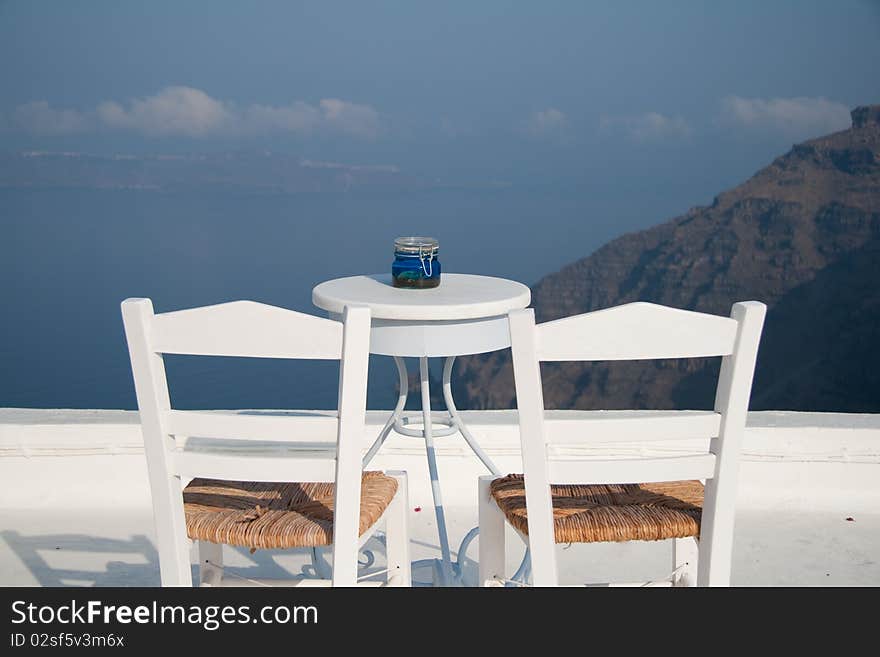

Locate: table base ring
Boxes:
[393,414,460,438]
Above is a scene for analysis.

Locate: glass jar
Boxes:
[391,236,441,289]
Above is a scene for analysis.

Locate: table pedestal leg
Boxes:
[419,356,454,586]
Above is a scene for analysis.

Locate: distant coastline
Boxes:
[0,150,424,194]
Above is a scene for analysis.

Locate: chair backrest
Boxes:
[121,298,371,586]
[508,301,766,585]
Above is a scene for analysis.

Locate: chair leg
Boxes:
[198,541,224,587]
[154,476,193,587]
[479,475,506,587]
[385,471,411,587]
[697,478,736,586]
[672,537,699,587]
[154,531,192,586]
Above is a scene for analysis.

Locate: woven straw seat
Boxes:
[183,471,398,550]
[489,474,704,544]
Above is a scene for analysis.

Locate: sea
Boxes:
[0,186,681,410]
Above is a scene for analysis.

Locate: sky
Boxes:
[1,0,879,196]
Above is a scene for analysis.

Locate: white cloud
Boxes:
[527,108,567,137]
[719,96,851,137]
[97,86,233,137]
[13,101,91,135]
[10,87,381,139]
[242,99,379,138]
[318,98,380,139]
[599,111,691,141]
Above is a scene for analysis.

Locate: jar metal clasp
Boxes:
[419,245,435,277]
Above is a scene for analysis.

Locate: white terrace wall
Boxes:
[1,409,879,514]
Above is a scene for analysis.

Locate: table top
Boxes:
[312,273,531,321]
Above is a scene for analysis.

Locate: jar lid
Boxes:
[394,236,439,256]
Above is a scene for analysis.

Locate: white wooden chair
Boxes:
[479,301,766,587]
[121,298,411,587]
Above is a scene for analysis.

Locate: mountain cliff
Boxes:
[455,104,880,412]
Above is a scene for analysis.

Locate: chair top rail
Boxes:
[143,299,344,359]
[535,302,739,361]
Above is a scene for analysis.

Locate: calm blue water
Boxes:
[0,186,675,410]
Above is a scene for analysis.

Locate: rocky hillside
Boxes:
[455,104,880,412]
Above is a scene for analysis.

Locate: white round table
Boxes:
[313,273,530,585]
